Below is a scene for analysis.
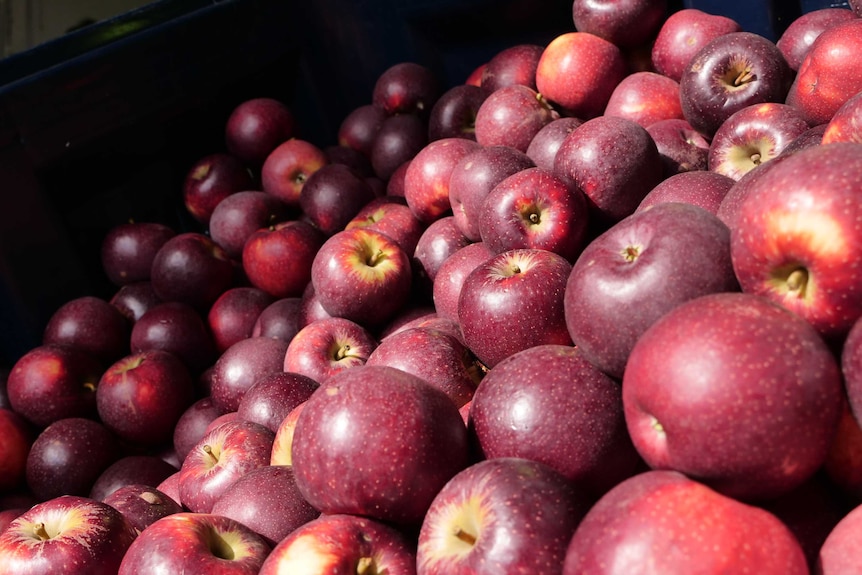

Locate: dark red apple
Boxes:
[291,365,469,526]
[236,371,319,434]
[404,137,482,224]
[822,89,862,145]
[458,248,573,368]
[525,116,584,173]
[480,43,544,92]
[645,117,711,176]
[109,281,161,323]
[182,153,255,226]
[469,344,641,496]
[650,8,742,82]
[209,336,290,414]
[225,97,296,168]
[636,170,736,215]
[42,295,130,365]
[777,7,858,72]
[372,61,441,119]
[324,144,375,178]
[473,84,558,153]
[260,138,328,208]
[173,396,222,464]
[130,301,216,376]
[89,455,179,502]
[572,0,667,49]
[432,241,494,323]
[299,162,377,236]
[338,104,387,157]
[623,292,844,502]
[242,219,325,299]
[208,190,292,260]
[251,296,303,342]
[283,316,377,384]
[370,113,428,181]
[412,215,471,293]
[427,84,489,141]
[207,286,275,354]
[344,195,426,257]
[102,483,183,534]
[603,71,684,128]
[100,221,175,286]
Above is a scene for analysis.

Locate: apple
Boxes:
[786,18,862,126]
[417,457,591,575]
[173,396,223,464]
[818,499,862,575]
[97,349,195,446]
[26,417,119,501]
[236,371,319,434]
[428,84,489,142]
[553,115,663,225]
[432,241,494,323]
[562,469,809,574]
[338,103,387,157]
[102,483,183,534]
[149,232,235,312]
[344,196,426,257]
[572,0,667,49]
[645,117,711,176]
[209,336,290,414]
[650,8,742,82]
[412,215,471,294]
[707,102,811,181]
[474,84,558,152]
[822,89,862,145]
[259,513,417,575]
[565,202,739,379]
[841,314,862,435]
[824,400,862,501]
[260,138,328,208]
[386,159,411,197]
[208,190,292,260]
[478,166,590,263]
[366,326,482,408]
[251,297,303,342]
[372,61,441,119]
[370,113,428,181]
[296,281,334,328]
[291,365,469,526]
[469,344,641,497]
[7,344,102,428]
[109,281,161,323]
[776,7,858,72]
[377,303,438,339]
[207,287,275,354]
[42,295,130,365]
[784,121,828,153]
[310,227,412,328]
[680,31,794,137]
[269,400,305,466]
[535,31,627,119]
[448,144,535,242]
[283,316,377,384]
[603,71,683,128]
[0,495,137,575]
[182,153,255,225]
[89,455,179,502]
[130,301,216,376]
[404,137,482,224]
[100,221,175,286]
[118,512,271,575]
[178,419,275,513]
[324,144,375,178]
[300,163,378,236]
[225,96,296,168]
[851,0,862,16]
[242,219,325,299]
[458,248,573,369]
[525,116,583,173]
[635,169,736,215]
[480,43,543,92]
[211,464,319,545]
[730,142,862,341]
[623,292,844,502]
[0,408,34,493]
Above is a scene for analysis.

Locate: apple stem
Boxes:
[33,522,50,541]
[82,381,97,393]
[528,212,540,225]
[454,527,478,546]
[786,268,809,298]
[734,67,755,86]
[202,444,219,465]
[356,556,376,574]
[335,344,352,360]
[367,249,386,267]
[750,153,762,166]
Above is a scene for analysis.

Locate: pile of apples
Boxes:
[5,0,862,573]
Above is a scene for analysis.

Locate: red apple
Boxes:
[269,401,305,466]
[370,113,428,181]
[478,166,590,262]
[300,163,378,236]
[822,89,862,144]
[7,344,102,428]
[182,153,255,225]
[404,137,482,224]
[130,301,216,376]
[310,227,412,328]
[177,419,275,513]
[562,470,808,574]
[650,8,742,82]
[473,84,558,152]
[109,281,161,323]
[645,117,711,176]
[118,512,271,575]
[207,287,275,354]
[251,297,303,342]
[344,195,426,257]
[480,43,544,92]
[824,400,862,501]
[26,417,119,501]
[173,396,223,464]
[535,31,627,119]
[236,371,319,434]
[707,102,811,181]
[338,104,387,157]
[260,138,328,208]
[209,336,290,414]
[242,219,325,299]
[324,144,375,179]
[0,495,136,575]
[97,349,195,446]
[372,61,441,119]
[211,464,318,545]
[283,316,377,384]
[291,365,469,526]
[469,345,641,497]
[525,116,584,173]
[89,455,179,502]
[636,169,736,215]
[100,221,175,286]
[417,457,591,575]
[818,499,862,575]
[0,408,34,493]
[102,483,183,534]
[412,215,471,293]
[572,0,667,49]
[777,7,858,72]
[428,84,489,141]
[225,96,296,168]
[209,190,292,260]
[730,142,862,341]
[623,292,844,502]
[603,71,684,128]
[259,513,417,575]
[42,295,130,365]
[432,241,494,323]
[458,248,573,368]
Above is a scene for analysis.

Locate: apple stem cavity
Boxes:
[33,522,51,541]
[367,249,386,267]
[206,527,236,560]
[202,444,219,465]
[356,556,382,575]
[786,267,809,298]
[335,343,352,361]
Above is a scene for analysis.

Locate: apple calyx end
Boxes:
[622,245,642,263]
